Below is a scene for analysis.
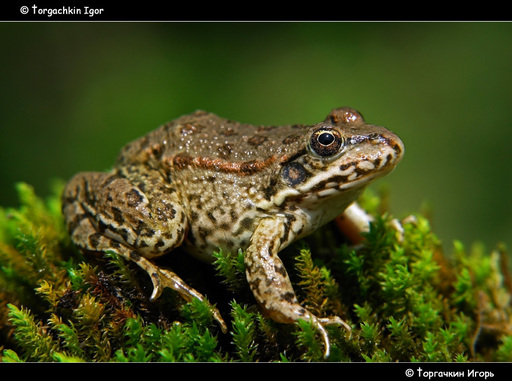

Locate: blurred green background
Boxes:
[1,22,511,253]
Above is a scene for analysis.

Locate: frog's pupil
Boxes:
[318,132,335,146]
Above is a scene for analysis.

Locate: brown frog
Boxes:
[62,107,404,357]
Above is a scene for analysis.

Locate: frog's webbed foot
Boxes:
[132,251,228,333]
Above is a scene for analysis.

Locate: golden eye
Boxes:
[309,128,344,157]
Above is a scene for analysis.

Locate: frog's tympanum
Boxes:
[62,107,404,357]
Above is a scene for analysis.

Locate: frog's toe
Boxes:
[310,317,332,359]
[212,309,228,334]
[309,315,352,359]
[148,273,164,301]
[317,315,352,336]
[152,267,228,333]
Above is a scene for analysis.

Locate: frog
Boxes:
[62,107,404,357]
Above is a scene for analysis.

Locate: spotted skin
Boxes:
[62,107,404,357]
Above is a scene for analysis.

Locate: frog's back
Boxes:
[165,110,308,162]
[116,111,308,169]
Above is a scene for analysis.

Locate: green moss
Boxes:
[0,182,511,362]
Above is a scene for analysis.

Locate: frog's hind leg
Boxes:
[62,172,227,333]
[67,209,227,332]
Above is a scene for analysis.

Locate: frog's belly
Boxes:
[181,188,365,263]
[182,220,256,263]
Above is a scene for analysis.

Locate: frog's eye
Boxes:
[309,128,344,157]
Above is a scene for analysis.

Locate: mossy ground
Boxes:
[0,182,511,362]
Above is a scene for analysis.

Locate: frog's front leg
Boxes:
[244,217,350,358]
[62,171,227,332]
[336,202,410,244]
[335,202,374,244]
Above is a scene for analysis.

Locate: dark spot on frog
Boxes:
[156,204,176,221]
[68,212,88,234]
[247,276,260,292]
[88,232,103,249]
[135,219,154,237]
[180,123,204,136]
[112,206,125,224]
[274,264,288,277]
[129,250,141,261]
[198,226,211,240]
[247,135,268,147]
[207,211,216,222]
[367,133,380,141]
[217,143,232,160]
[240,217,253,229]
[110,241,121,249]
[151,144,164,159]
[263,177,279,200]
[125,189,144,207]
[170,154,193,170]
[355,166,369,175]
[119,227,130,243]
[220,127,237,136]
[280,292,296,303]
[233,216,254,236]
[138,240,149,248]
[97,219,108,234]
[282,162,307,186]
[339,163,353,171]
[309,175,349,193]
[216,222,228,231]
[280,216,295,245]
[138,182,147,194]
